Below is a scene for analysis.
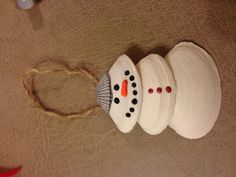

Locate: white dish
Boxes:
[97,55,142,133]
[137,54,176,135]
[165,42,221,139]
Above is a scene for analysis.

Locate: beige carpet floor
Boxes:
[0,0,235,177]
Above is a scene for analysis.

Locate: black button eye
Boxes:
[132,98,138,105]
[133,90,137,95]
[126,113,131,118]
[129,75,135,81]
[114,97,120,104]
[132,83,136,88]
[125,70,130,76]
[114,84,119,91]
[130,108,135,112]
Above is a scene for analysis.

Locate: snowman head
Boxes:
[96,55,142,133]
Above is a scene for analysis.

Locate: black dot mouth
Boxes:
[130,107,135,112]
[126,113,131,118]
[132,98,138,105]
[125,70,130,76]
[132,83,136,88]
[129,75,135,81]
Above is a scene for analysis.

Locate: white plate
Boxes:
[108,55,142,133]
[166,42,221,139]
[137,54,176,135]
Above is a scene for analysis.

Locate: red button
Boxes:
[166,86,172,93]
[148,88,153,94]
[157,87,162,93]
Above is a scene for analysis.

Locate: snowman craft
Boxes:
[96,42,221,139]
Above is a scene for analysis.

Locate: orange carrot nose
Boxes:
[121,80,128,97]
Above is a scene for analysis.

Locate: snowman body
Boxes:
[96,42,221,139]
[137,54,176,135]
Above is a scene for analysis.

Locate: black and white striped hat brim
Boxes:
[96,73,112,113]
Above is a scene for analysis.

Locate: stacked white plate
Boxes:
[96,42,221,139]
